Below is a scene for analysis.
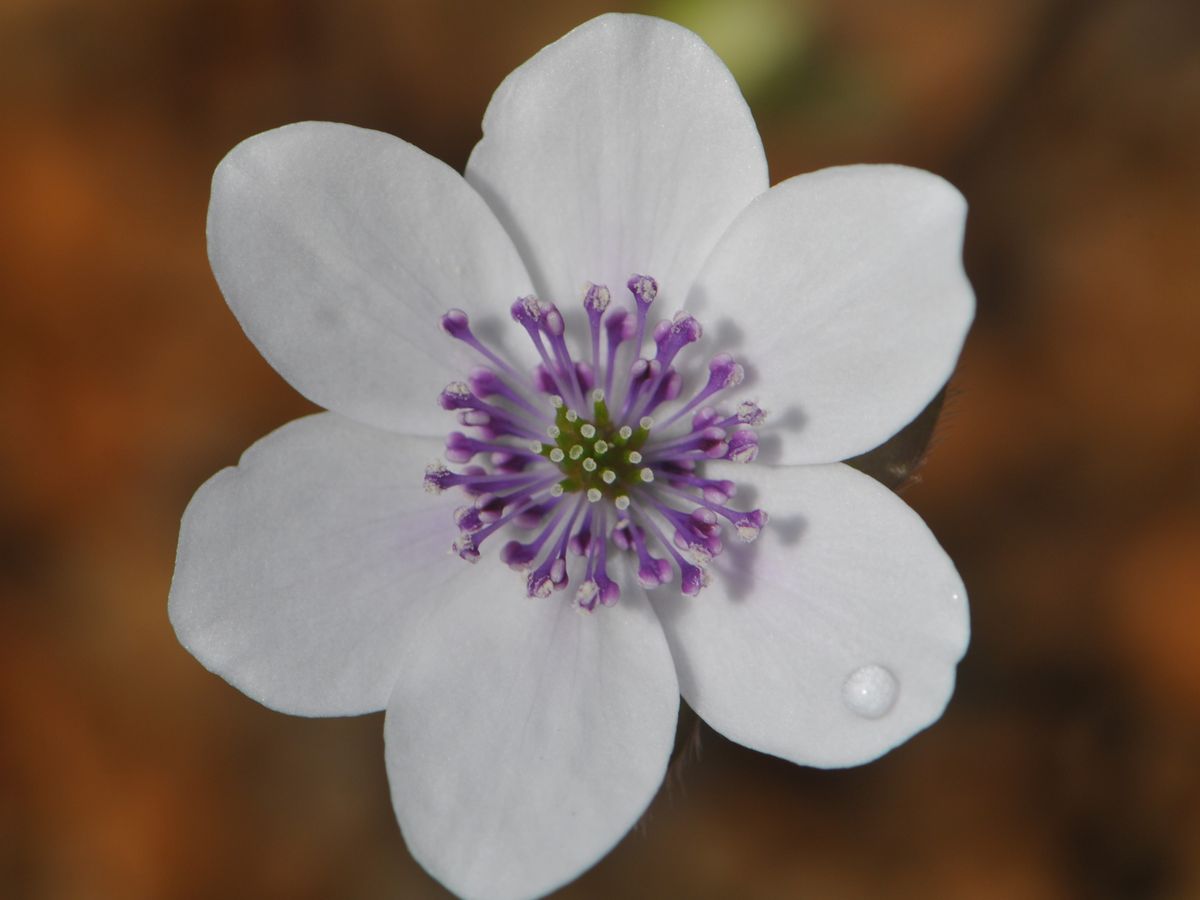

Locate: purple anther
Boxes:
[576,579,601,611]
[474,493,506,523]
[444,432,479,463]
[532,365,556,394]
[467,367,503,398]
[458,410,490,428]
[595,574,620,607]
[679,562,709,596]
[541,304,565,337]
[638,557,672,588]
[440,308,472,339]
[501,540,540,571]
[514,500,553,529]
[692,407,721,430]
[438,382,475,411]
[630,358,657,384]
[653,312,703,365]
[733,509,769,542]
[510,295,542,326]
[604,307,634,345]
[584,283,611,314]
[628,274,658,307]
[708,353,744,389]
[490,452,530,474]
[526,569,556,599]
[569,521,593,557]
[454,506,484,533]
[647,369,682,411]
[550,556,568,588]
[726,429,760,464]
[452,534,479,563]
[423,463,455,493]
[610,519,636,551]
[703,479,736,502]
[689,507,721,537]
[736,400,766,426]
[702,439,730,460]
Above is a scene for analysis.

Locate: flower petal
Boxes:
[384,575,677,900]
[466,13,768,310]
[654,460,968,768]
[687,165,974,464]
[169,413,468,716]
[208,122,534,435]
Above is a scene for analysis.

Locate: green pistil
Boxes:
[537,396,653,501]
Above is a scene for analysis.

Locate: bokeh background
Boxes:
[3,0,1199,897]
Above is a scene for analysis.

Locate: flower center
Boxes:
[538,397,654,506]
[426,275,767,610]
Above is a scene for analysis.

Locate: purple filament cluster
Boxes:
[425,275,767,610]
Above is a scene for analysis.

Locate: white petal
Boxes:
[466,13,768,311]
[208,122,534,435]
[654,461,968,768]
[169,413,470,716]
[687,165,974,464]
[385,577,677,900]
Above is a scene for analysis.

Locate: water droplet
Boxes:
[842,665,898,719]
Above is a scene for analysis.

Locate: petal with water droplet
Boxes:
[653,460,968,768]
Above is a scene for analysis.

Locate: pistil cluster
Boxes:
[425,275,766,610]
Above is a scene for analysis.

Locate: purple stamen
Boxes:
[724,429,759,463]
[438,383,545,441]
[512,297,579,405]
[501,502,570,571]
[444,432,543,464]
[645,426,729,459]
[432,273,766,607]
[584,283,610,372]
[652,502,724,559]
[634,509,709,596]
[525,497,586,597]
[425,463,549,496]
[656,471,737,503]
[653,312,703,367]
[619,358,661,422]
[440,309,530,387]
[658,482,768,541]
[639,368,683,418]
[603,308,635,399]
[658,353,745,428]
[467,367,551,421]
[617,513,671,588]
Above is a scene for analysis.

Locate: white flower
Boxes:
[169,13,973,900]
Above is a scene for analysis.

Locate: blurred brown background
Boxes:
[2,0,1199,897]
